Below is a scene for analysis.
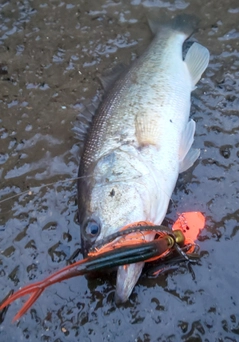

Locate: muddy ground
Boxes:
[0,0,239,341]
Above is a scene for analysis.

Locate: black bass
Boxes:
[78,14,209,302]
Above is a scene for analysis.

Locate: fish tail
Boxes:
[148,13,199,38]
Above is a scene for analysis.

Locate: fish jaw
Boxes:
[115,230,156,303]
[115,262,145,303]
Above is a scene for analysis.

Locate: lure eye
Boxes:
[84,220,101,238]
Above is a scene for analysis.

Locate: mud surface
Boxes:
[1,0,239,341]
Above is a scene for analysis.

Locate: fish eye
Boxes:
[84,219,101,238]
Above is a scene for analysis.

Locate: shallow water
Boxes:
[1,0,239,341]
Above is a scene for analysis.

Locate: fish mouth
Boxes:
[114,229,157,303]
[115,262,145,303]
[80,234,93,258]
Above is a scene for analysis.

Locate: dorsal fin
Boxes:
[72,97,100,143]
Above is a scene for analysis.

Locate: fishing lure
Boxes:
[0,212,205,321]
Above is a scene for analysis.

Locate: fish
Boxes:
[77,14,210,303]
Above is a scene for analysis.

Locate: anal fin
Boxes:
[179,119,199,172]
[179,148,200,173]
[185,42,210,86]
[179,119,196,162]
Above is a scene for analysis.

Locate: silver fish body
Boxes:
[78,14,209,302]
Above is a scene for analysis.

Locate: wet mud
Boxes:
[1,0,239,341]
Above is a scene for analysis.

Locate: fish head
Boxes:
[79,181,146,255]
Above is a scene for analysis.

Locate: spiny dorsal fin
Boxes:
[72,97,100,142]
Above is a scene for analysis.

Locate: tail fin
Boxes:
[148,14,199,38]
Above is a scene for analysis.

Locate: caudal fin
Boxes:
[148,14,199,38]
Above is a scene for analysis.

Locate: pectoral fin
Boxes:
[135,113,161,146]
